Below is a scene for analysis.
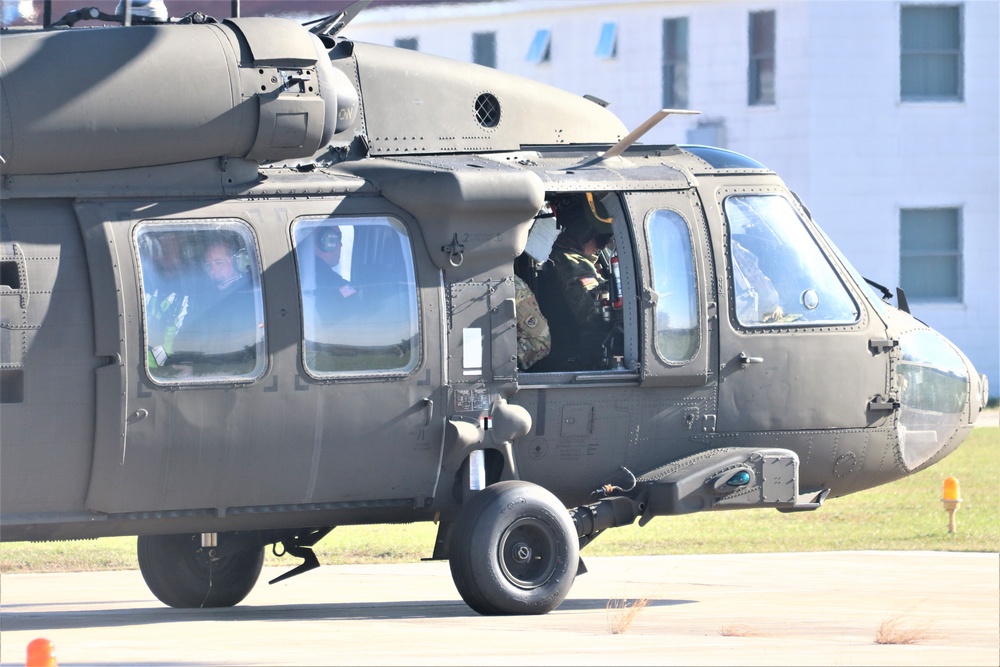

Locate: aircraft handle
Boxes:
[610,255,623,310]
[739,352,764,368]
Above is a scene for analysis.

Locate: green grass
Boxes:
[2,428,996,574]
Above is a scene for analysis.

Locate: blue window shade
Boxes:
[900,208,962,301]
[526,28,551,63]
[596,22,617,59]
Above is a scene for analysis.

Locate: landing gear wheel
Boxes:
[449,481,579,615]
[137,533,264,608]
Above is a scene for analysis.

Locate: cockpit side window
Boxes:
[724,195,859,328]
[135,220,266,384]
[646,209,699,363]
[292,216,420,378]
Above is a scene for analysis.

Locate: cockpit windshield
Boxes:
[724,195,860,327]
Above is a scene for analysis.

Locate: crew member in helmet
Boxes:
[312,225,358,305]
[168,234,260,376]
[533,192,615,372]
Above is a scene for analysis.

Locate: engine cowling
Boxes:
[0,18,353,175]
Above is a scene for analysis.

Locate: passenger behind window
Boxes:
[168,234,260,376]
[513,275,550,370]
[310,225,359,323]
[140,233,190,372]
[303,224,365,372]
[299,220,419,375]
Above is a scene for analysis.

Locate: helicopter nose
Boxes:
[895,329,981,472]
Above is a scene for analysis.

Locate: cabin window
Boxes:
[292,216,420,378]
[135,221,266,384]
[646,209,699,363]
[724,195,859,328]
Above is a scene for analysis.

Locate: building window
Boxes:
[685,119,726,148]
[662,17,689,108]
[900,5,963,101]
[596,22,617,59]
[526,28,551,64]
[394,37,418,51]
[136,220,267,384]
[473,31,496,68]
[900,208,962,301]
[293,216,420,377]
[748,10,775,106]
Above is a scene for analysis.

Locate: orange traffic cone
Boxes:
[26,638,57,667]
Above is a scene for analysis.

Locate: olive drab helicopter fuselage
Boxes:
[0,2,988,615]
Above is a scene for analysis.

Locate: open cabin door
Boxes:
[510,188,721,505]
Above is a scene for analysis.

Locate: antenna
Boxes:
[308,0,372,37]
[571,108,700,169]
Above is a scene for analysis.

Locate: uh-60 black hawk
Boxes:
[0,0,988,615]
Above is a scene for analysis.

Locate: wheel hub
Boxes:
[512,542,532,564]
[498,517,558,590]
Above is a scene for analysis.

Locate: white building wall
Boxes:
[346,0,999,398]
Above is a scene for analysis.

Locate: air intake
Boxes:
[475,93,501,128]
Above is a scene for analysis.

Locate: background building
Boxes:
[4,0,996,398]
[342,0,999,399]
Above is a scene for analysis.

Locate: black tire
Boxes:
[449,481,579,615]
[137,533,264,608]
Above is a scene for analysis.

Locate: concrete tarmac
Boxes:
[1,551,997,666]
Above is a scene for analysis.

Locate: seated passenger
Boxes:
[532,193,615,372]
[514,275,550,370]
[311,226,358,308]
[168,236,259,375]
[304,225,384,372]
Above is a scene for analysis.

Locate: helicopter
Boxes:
[0,0,989,615]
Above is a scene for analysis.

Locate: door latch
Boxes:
[868,395,900,412]
[868,338,899,354]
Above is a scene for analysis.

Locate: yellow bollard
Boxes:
[26,638,57,667]
[942,476,962,534]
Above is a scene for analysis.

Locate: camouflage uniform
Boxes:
[532,238,613,371]
[514,275,551,370]
[550,239,609,330]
